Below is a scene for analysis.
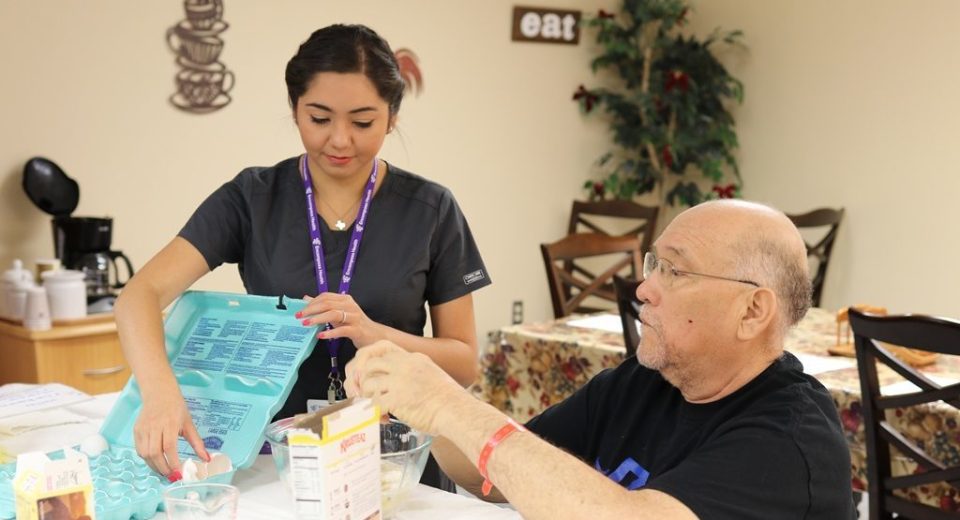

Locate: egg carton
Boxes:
[0,291,318,520]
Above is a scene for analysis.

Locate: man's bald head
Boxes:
[674,200,811,331]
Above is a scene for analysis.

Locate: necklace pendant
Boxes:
[335,219,346,231]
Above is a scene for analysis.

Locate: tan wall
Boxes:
[3,0,958,343]
[689,1,960,317]
[0,0,615,338]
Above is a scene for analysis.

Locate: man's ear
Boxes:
[737,287,778,341]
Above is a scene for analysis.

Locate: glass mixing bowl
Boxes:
[265,417,432,517]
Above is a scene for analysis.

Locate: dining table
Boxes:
[473,307,960,511]
[0,386,521,520]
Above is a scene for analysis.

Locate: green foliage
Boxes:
[575,0,744,206]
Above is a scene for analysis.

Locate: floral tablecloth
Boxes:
[473,307,960,512]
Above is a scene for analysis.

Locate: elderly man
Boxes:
[347,200,855,519]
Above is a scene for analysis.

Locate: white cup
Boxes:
[34,258,61,284]
[163,483,239,519]
[43,269,87,320]
[23,286,52,331]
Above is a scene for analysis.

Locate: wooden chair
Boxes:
[567,200,659,254]
[565,200,658,307]
[541,233,643,319]
[849,307,960,519]
[613,275,641,357]
[785,207,845,307]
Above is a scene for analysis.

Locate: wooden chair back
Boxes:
[541,233,642,319]
[568,200,659,255]
[786,207,845,307]
[849,307,960,519]
[613,275,641,357]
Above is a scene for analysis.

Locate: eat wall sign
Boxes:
[511,6,580,45]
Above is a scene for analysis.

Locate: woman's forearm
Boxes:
[114,237,211,400]
[114,278,182,401]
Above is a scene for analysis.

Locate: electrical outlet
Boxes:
[511,300,524,324]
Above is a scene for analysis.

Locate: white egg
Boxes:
[79,434,108,457]
[181,459,201,482]
[206,452,233,476]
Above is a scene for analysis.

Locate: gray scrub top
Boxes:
[179,156,491,418]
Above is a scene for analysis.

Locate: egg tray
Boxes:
[0,291,318,520]
[0,447,230,520]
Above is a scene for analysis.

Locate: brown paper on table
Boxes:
[832,305,938,367]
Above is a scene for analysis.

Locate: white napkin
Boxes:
[0,408,91,436]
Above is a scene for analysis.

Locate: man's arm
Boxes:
[431,436,505,501]
[435,391,697,520]
[347,343,698,520]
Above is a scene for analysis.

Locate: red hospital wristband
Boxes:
[477,418,526,496]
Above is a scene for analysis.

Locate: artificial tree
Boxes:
[574,0,744,206]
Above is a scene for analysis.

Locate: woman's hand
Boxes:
[297,293,387,348]
[133,393,209,479]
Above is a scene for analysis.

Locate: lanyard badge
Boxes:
[299,155,379,401]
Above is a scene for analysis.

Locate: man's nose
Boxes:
[635,277,658,305]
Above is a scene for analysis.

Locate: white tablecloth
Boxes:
[0,388,520,520]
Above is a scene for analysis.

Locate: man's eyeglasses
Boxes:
[642,252,759,288]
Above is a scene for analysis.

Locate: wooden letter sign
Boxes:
[511,6,580,45]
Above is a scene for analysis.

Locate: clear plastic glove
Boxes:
[297,293,386,348]
[345,340,463,435]
[133,393,210,479]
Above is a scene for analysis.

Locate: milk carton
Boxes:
[14,448,95,520]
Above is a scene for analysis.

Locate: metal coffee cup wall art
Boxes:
[166,0,234,114]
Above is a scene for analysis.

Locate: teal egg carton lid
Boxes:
[101,290,318,468]
[0,291,319,520]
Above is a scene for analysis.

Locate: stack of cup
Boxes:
[34,258,61,284]
[23,286,51,331]
[1,259,35,322]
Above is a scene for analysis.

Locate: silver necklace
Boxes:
[318,195,361,231]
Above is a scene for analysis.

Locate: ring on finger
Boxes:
[339,310,347,324]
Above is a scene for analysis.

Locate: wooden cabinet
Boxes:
[0,315,130,394]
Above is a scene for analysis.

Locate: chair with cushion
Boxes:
[613,275,641,357]
[541,233,643,319]
[849,307,960,519]
[785,207,845,307]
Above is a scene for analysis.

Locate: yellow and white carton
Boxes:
[288,397,381,520]
[14,447,95,520]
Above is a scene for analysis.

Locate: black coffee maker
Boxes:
[23,157,136,303]
[52,216,135,300]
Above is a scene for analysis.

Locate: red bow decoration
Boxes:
[394,48,423,97]
[712,184,736,198]
[573,85,599,112]
[597,9,615,20]
[664,70,689,92]
[661,145,674,169]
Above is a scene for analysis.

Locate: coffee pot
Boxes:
[74,251,134,299]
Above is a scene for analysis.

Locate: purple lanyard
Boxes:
[299,154,378,400]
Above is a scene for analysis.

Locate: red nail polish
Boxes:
[168,470,183,483]
[317,332,325,339]
[302,319,310,326]
[295,311,303,319]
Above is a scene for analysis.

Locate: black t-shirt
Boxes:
[526,353,856,519]
[179,156,491,418]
